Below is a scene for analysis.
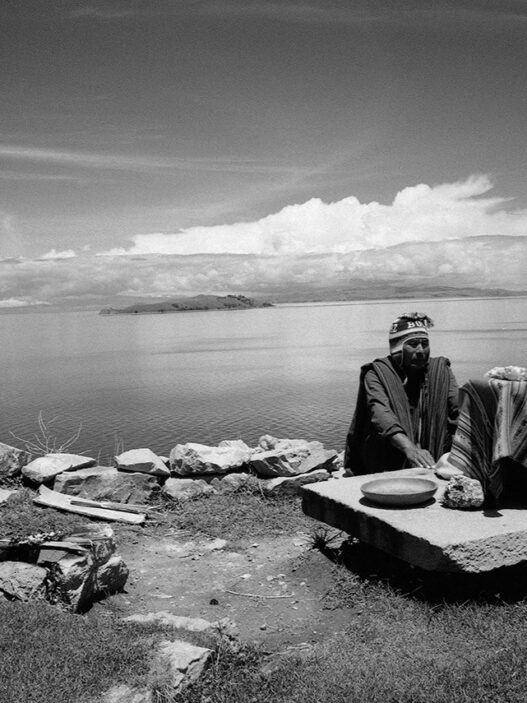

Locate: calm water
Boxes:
[1,298,525,462]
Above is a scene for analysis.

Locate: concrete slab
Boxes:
[301,468,527,573]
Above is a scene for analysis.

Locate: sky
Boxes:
[1,0,526,308]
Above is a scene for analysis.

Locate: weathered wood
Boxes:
[34,486,145,524]
[70,498,151,514]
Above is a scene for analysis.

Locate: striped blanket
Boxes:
[449,379,527,502]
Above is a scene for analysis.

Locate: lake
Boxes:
[1,297,525,462]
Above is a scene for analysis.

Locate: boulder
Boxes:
[169,440,252,475]
[0,441,31,479]
[208,472,257,493]
[22,453,96,484]
[250,437,337,478]
[95,555,129,595]
[0,562,47,601]
[261,469,331,495]
[442,475,485,510]
[162,478,216,501]
[149,639,212,694]
[114,448,169,477]
[46,553,94,611]
[0,488,18,504]
[54,466,158,503]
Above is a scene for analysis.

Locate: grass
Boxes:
[0,489,87,542]
[0,602,154,703]
[4,488,527,701]
[149,488,314,544]
[179,554,527,703]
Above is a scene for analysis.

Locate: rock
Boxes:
[54,466,158,503]
[47,553,94,611]
[65,524,116,566]
[250,438,337,478]
[115,448,169,477]
[102,684,152,703]
[162,478,216,501]
[169,441,252,475]
[0,441,31,479]
[261,469,331,495]
[123,612,215,633]
[149,639,212,694]
[22,453,96,484]
[442,475,485,510]
[0,562,47,601]
[302,467,521,573]
[0,488,18,504]
[208,472,257,493]
[95,555,129,595]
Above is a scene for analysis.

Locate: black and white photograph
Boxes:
[1,1,526,701]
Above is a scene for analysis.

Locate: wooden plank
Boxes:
[34,486,145,524]
[70,498,151,514]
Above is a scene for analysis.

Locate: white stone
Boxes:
[22,453,96,484]
[162,478,216,501]
[0,441,31,478]
[150,639,212,694]
[0,562,47,602]
[250,438,337,478]
[0,488,18,504]
[102,684,152,703]
[54,465,158,503]
[261,469,331,495]
[115,448,169,477]
[169,441,252,475]
[123,612,215,632]
[209,472,257,493]
[302,467,527,573]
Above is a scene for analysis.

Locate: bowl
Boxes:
[360,477,438,506]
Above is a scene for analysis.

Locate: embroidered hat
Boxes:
[389,312,434,354]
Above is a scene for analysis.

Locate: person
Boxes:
[344,312,459,475]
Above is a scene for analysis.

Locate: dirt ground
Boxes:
[92,524,350,651]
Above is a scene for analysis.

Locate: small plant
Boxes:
[309,525,343,552]
[10,411,83,456]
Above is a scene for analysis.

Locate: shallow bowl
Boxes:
[360,477,438,506]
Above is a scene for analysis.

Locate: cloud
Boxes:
[0,297,50,308]
[40,249,77,260]
[103,175,527,257]
[0,145,300,175]
[3,177,526,308]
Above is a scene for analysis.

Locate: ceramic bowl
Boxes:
[360,476,438,506]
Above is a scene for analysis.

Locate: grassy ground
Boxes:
[3,489,527,701]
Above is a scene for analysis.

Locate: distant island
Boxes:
[99,294,273,315]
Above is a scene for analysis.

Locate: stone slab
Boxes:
[301,468,527,573]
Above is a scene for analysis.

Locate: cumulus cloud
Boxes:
[102,176,527,257]
[3,177,527,307]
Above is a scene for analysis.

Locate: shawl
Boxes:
[345,356,453,474]
[449,379,527,502]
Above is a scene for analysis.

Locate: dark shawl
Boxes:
[344,356,454,474]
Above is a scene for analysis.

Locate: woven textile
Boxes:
[450,379,527,501]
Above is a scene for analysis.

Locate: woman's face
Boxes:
[401,336,430,371]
